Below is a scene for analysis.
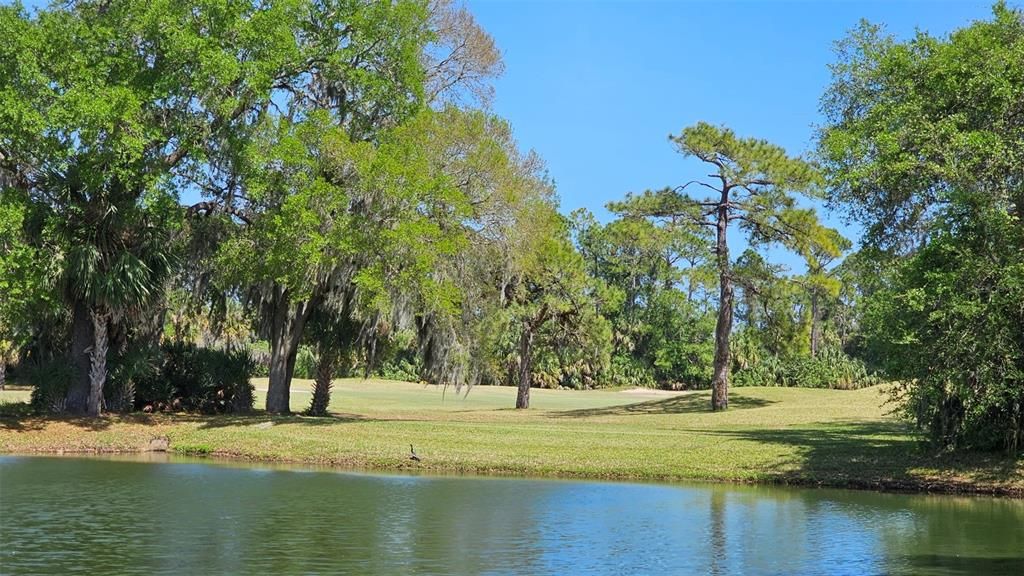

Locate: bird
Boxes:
[409,444,421,462]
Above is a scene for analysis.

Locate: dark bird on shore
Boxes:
[409,444,421,462]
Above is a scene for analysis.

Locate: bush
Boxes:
[859,204,1024,452]
[377,358,420,382]
[734,346,879,390]
[293,345,317,380]
[27,359,74,414]
[605,355,656,389]
[135,343,256,413]
[105,346,161,413]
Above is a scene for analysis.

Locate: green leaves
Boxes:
[641,122,832,257]
[673,122,823,197]
[820,2,1024,251]
[823,3,1024,451]
[0,190,48,353]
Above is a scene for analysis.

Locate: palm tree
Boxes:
[304,286,361,417]
[49,166,176,416]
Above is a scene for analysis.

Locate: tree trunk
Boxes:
[515,327,534,409]
[65,300,93,414]
[265,289,317,415]
[87,310,109,417]
[266,334,298,415]
[308,349,335,416]
[810,289,822,358]
[711,195,732,411]
[0,358,6,391]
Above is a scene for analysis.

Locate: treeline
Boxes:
[1,2,1021,451]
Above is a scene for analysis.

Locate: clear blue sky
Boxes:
[467,0,996,269]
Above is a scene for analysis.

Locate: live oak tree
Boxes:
[0,2,238,414]
[820,3,1024,451]
[197,1,505,414]
[404,110,557,393]
[616,123,826,410]
[216,109,463,414]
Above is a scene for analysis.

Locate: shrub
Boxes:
[734,346,879,390]
[105,346,161,413]
[293,345,316,379]
[135,343,256,413]
[27,359,74,414]
[378,358,420,382]
[605,355,656,389]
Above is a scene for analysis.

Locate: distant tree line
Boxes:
[1,1,1020,451]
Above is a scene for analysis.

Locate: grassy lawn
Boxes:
[1,379,1022,495]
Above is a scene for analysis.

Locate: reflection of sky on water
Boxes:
[1,456,1022,575]
[526,483,900,575]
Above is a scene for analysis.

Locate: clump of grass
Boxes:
[175,443,213,455]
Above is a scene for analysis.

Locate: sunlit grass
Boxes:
[1,380,1021,494]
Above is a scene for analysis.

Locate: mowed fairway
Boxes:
[1,380,1022,494]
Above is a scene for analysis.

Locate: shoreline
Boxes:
[3,439,1021,499]
[2,381,1022,499]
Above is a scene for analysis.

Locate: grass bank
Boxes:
[1,379,1022,496]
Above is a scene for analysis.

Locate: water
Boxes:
[1,456,1022,575]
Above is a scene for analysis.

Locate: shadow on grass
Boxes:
[193,412,375,430]
[0,401,377,432]
[686,421,1023,490]
[0,402,118,432]
[551,392,775,418]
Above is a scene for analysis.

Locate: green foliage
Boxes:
[605,355,657,389]
[859,200,1024,451]
[27,360,74,414]
[616,121,825,254]
[821,3,1024,452]
[490,212,612,391]
[293,346,318,381]
[0,190,50,369]
[733,340,879,390]
[733,250,809,358]
[572,208,715,390]
[104,345,161,413]
[378,358,422,383]
[820,2,1024,251]
[646,291,716,388]
[134,343,256,414]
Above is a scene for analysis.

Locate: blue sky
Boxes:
[467,0,996,269]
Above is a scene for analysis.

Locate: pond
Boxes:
[1,455,1022,575]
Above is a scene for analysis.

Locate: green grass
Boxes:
[1,379,1022,495]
